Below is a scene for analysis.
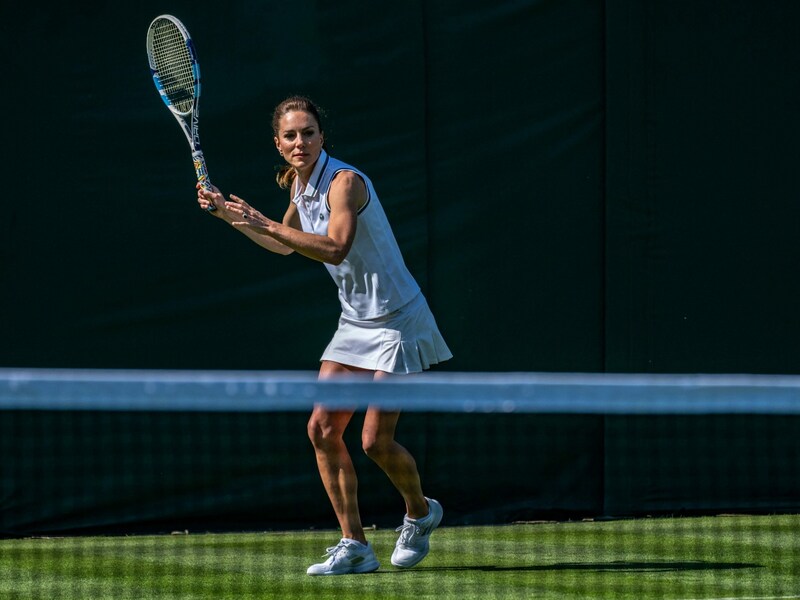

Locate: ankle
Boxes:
[406,498,430,521]
[343,534,369,546]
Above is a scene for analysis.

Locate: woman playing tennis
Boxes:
[197,96,452,575]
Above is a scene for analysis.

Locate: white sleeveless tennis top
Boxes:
[291,151,421,319]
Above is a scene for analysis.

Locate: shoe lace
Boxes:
[395,521,422,546]
[322,541,347,559]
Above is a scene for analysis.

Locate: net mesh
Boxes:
[1,369,799,599]
[148,18,196,114]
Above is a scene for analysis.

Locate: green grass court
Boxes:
[2,514,799,599]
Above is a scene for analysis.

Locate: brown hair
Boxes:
[272,96,325,189]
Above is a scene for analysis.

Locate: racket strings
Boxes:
[150,20,196,113]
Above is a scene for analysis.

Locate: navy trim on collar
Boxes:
[302,151,330,199]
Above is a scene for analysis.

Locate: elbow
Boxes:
[327,242,352,266]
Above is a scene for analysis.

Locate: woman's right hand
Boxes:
[196,183,227,217]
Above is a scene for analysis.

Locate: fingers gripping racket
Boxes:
[146,15,215,210]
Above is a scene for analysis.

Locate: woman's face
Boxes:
[274,110,324,176]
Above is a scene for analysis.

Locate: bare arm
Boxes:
[224,171,366,265]
[197,184,294,255]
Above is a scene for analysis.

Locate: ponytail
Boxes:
[275,165,297,190]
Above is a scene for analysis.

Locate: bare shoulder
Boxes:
[331,170,366,193]
[330,170,367,210]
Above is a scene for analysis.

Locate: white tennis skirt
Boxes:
[320,293,453,374]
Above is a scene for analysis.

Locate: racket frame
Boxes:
[147,14,214,205]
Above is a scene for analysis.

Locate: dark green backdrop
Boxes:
[2,2,800,534]
[5,1,798,374]
[4,2,798,373]
[8,1,797,374]
[605,1,800,373]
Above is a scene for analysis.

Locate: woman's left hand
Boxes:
[225,195,274,231]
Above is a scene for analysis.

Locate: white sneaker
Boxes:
[391,497,443,568]
[306,538,380,576]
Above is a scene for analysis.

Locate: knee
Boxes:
[307,417,342,452]
[362,433,392,462]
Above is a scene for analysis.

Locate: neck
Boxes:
[295,160,318,186]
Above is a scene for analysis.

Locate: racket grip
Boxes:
[192,150,216,211]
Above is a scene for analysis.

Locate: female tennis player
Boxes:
[197,96,452,575]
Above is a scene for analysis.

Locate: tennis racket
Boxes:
[146,15,215,210]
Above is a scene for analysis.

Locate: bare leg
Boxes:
[307,405,365,543]
[308,361,366,543]
[362,371,429,519]
[308,362,430,547]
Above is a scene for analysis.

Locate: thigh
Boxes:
[310,361,371,436]
[319,360,373,379]
[362,407,400,446]
[362,370,407,440]
[318,363,402,440]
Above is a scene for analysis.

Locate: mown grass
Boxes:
[1,514,798,599]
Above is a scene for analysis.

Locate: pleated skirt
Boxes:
[320,293,452,374]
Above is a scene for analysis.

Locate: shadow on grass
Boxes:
[383,561,762,574]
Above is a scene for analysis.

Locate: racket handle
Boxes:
[193,150,216,212]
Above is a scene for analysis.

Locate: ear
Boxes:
[274,137,281,153]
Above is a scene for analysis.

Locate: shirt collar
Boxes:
[297,150,330,201]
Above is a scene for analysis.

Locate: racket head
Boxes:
[146,15,201,117]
